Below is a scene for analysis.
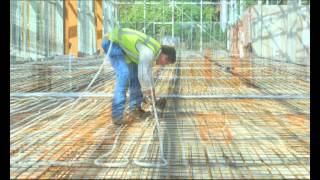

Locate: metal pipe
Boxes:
[159,94,310,99]
[10,92,114,97]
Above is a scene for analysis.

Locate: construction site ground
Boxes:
[10,53,310,179]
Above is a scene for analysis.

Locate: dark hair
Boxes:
[161,45,176,63]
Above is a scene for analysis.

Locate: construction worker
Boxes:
[101,28,176,125]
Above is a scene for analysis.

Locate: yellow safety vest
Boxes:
[109,28,161,64]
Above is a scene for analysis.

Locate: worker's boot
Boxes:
[128,108,146,120]
[112,118,125,125]
[112,114,131,125]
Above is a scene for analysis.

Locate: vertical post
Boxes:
[10,0,17,63]
[162,0,164,24]
[64,0,78,56]
[287,0,298,63]
[91,1,97,54]
[95,0,103,54]
[181,7,183,46]
[229,0,233,25]
[27,0,30,58]
[44,1,49,57]
[144,0,146,33]
[233,0,237,24]
[190,5,193,50]
[212,23,217,48]
[10,0,13,48]
[210,20,212,50]
[29,1,38,60]
[260,0,263,62]
[200,0,203,53]
[219,23,222,49]
[114,0,118,27]
[172,0,174,39]
[47,2,51,56]
[102,0,107,34]
[51,2,56,55]
[56,0,63,55]
[239,0,244,18]
[153,22,155,37]
[220,0,227,33]
[17,1,21,55]
[78,0,82,55]
[69,54,72,90]
[21,0,26,59]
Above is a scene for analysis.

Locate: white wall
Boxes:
[250,4,310,65]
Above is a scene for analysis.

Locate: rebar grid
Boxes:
[10,54,309,179]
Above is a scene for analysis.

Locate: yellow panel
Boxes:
[94,0,103,54]
[64,0,78,56]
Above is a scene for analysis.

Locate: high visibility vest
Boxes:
[108,28,161,64]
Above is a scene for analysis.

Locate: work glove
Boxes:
[141,95,152,112]
[155,98,167,110]
[141,89,153,105]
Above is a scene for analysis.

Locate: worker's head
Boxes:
[156,45,176,65]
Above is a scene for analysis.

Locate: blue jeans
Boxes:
[108,56,143,121]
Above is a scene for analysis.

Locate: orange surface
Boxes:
[196,113,234,146]
[64,0,78,56]
[94,0,103,54]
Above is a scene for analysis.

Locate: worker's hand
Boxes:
[155,98,167,110]
[142,89,156,102]
[141,96,152,112]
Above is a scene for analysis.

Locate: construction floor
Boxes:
[10,53,310,179]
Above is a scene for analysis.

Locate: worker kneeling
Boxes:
[102,28,176,125]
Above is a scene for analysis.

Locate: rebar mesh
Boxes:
[10,53,309,179]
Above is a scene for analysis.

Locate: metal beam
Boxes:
[160,95,310,99]
[10,92,114,98]
[112,2,225,5]
[10,92,309,99]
